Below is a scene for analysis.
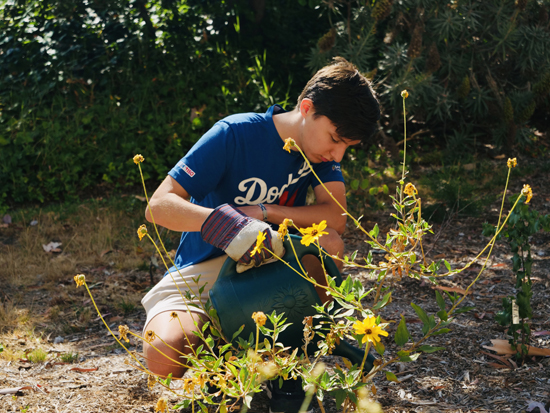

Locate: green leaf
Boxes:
[385,371,399,382]
[455,306,475,314]
[350,179,359,190]
[232,324,245,341]
[432,328,451,336]
[161,372,172,387]
[411,302,429,326]
[360,178,370,189]
[374,340,385,356]
[394,316,409,347]
[332,389,347,410]
[418,345,445,353]
[397,351,420,362]
[437,309,448,321]
[435,291,446,311]
[369,224,379,239]
[444,260,452,271]
[373,291,392,310]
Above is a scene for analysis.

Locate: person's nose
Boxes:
[330,145,347,163]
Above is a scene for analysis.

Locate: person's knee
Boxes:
[143,311,206,378]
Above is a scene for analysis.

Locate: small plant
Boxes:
[117,298,136,316]
[59,351,79,363]
[483,181,550,361]
[26,348,48,363]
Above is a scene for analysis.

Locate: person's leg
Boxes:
[300,227,344,304]
[142,309,207,379]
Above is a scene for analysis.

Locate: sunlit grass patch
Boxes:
[27,347,48,363]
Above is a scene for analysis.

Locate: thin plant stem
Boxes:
[360,341,372,377]
[82,282,150,373]
[401,95,407,182]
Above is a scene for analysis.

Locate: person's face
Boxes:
[297,99,361,164]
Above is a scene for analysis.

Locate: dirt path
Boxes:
[1,166,550,413]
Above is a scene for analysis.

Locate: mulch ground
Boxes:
[1,164,549,413]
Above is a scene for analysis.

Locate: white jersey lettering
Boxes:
[234,162,311,205]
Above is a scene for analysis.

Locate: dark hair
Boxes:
[297,57,380,142]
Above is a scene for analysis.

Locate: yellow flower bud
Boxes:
[283,138,296,153]
[252,311,267,327]
[133,154,145,164]
[403,182,418,197]
[144,330,156,343]
[74,274,86,288]
[277,218,293,239]
[137,224,147,241]
[521,184,533,204]
[507,158,517,168]
[401,90,409,99]
[154,398,167,413]
[118,325,130,343]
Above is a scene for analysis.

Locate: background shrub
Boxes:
[1,0,549,212]
[0,0,326,212]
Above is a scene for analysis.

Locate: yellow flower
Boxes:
[144,330,156,343]
[522,184,533,204]
[507,158,517,168]
[352,316,389,344]
[183,378,194,393]
[133,154,145,164]
[196,374,207,388]
[137,224,148,241]
[403,182,418,197]
[147,374,157,390]
[283,138,296,153]
[118,325,130,343]
[74,274,86,288]
[300,220,329,247]
[250,231,266,257]
[154,398,167,413]
[252,311,267,327]
[401,90,409,99]
[170,311,179,319]
[277,218,293,239]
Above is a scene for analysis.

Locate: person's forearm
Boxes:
[145,193,212,232]
[264,203,347,234]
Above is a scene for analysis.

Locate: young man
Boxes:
[141,57,379,413]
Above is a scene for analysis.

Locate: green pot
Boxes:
[209,234,374,371]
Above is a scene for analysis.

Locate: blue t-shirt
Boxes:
[167,105,345,271]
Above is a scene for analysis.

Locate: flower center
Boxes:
[365,328,372,334]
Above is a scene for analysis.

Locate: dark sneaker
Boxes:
[266,378,313,413]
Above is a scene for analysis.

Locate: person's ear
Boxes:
[299,98,314,118]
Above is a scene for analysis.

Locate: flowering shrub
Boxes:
[75,92,532,412]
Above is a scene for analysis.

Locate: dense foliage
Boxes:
[307,0,550,157]
[0,0,325,212]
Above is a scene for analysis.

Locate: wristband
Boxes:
[258,203,268,222]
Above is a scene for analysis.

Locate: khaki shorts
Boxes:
[141,255,228,328]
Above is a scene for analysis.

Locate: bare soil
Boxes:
[1,165,549,413]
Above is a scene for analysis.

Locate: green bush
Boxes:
[307,0,550,153]
[0,0,327,211]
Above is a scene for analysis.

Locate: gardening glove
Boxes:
[201,204,285,273]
